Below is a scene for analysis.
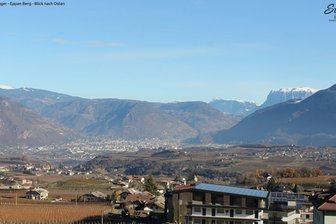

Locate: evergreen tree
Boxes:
[144,174,158,195]
[293,184,304,193]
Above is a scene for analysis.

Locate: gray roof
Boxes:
[91,191,107,199]
[195,183,269,199]
[26,188,49,195]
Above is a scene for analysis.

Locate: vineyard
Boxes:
[0,204,113,224]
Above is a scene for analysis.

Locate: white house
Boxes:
[26,188,49,200]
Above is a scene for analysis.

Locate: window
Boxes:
[235,209,242,214]
[230,196,242,206]
[202,208,206,216]
[193,192,205,202]
[246,198,258,208]
[194,219,201,224]
[194,207,201,213]
[211,193,224,205]
[230,210,234,217]
[246,210,254,215]
[217,208,224,214]
[254,211,258,219]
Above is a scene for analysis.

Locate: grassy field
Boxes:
[45,177,111,189]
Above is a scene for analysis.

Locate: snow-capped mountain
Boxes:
[209,87,318,117]
[0,84,15,90]
[261,87,318,107]
[208,84,336,146]
[209,99,258,116]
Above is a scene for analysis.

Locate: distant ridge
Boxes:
[0,96,76,146]
[209,99,258,116]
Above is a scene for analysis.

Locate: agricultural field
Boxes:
[280,175,335,185]
[2,175,114,202]
[87,145,336,178]
[0,203,112,222]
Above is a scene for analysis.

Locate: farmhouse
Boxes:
[26,188,49,200]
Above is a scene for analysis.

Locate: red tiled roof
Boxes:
[319,203,336,211]
[318,194,336,211]
[328,194,336,203]
[158,178,173,183]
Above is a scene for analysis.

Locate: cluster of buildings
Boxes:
[255,147,336,164]
[0,176,33,190]
[111,188,165,219]
[0,138,182,162]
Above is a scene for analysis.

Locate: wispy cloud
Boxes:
[68,47,213,62]
[81,40,123,48]
[53,38,71,45]
[52,38,123,48]
[56,41,273,63]
[1,32,17,37]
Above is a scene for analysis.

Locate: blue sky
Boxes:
[0,0,335,103]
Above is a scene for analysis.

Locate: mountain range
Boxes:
[0,87,237,145]
[210,87,317,116]
[209,99,258,117]
[209,84,336,146]
[1,84,334,147]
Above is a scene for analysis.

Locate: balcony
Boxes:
[191,200,204,205]
[191,208,262,221]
